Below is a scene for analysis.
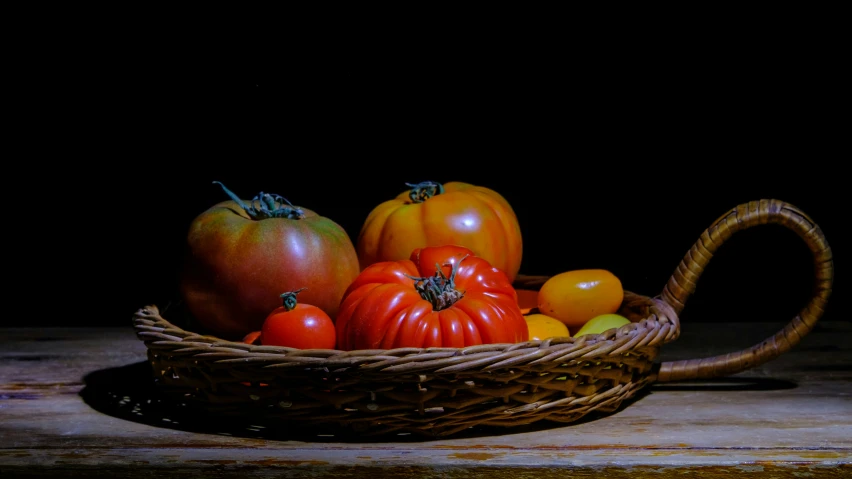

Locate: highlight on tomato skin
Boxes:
[336,244,528,351]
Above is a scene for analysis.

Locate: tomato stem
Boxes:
[279,288,307,312]
[406,181,444,203]
[213,181,305,220]
[405,255,467,311]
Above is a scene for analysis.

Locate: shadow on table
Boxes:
[79,361,796,443]
[648,377,798,391]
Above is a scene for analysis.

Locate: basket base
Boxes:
[146,350,659,438]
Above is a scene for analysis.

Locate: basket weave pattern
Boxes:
[133,199,833,437]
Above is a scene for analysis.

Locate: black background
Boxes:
[10,27,846,328]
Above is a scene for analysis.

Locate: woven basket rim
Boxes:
[130,288,681,437]
[133,289,681,360]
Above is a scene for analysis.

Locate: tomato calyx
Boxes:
[279,288,307,311]
[213,181,305,220]
[405,181,444,203]
[405,255,467,311]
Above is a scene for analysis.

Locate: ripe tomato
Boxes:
[515,289,539,314]
[180,182,360,339]
[336,244,528,350]
[574,313,631,338]
[261,289,337,349]
[537,269,624,330]
[242,330,262,345]
[524,313,571,341]
[356,181,523,282]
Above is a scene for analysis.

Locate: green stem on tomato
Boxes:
[405,256,467,311]
[279,288,307,312]
[406,181,444,203]
[213,181,305,220]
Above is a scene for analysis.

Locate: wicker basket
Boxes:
[133,199,833,438]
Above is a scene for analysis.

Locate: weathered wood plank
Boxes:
[1,321,850,477]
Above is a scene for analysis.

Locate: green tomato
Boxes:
[574,313,631,337]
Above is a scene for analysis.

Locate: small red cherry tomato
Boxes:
[261,288,337,349]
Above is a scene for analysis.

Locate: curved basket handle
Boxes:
[656,199,833,382]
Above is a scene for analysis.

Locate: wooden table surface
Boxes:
[1,320,850,478]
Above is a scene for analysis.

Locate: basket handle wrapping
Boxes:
[656,199,833,383]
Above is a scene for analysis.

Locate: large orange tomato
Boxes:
[356,181,523,282]
[336,245,528,350]
[180,182,360,340]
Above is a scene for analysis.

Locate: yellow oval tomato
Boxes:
[356,181,523,282]
[524,313,571,341]
[537,269,624,329]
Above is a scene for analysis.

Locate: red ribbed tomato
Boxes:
[180,182,360,340]
[356,181,523,282]
[336,245,528,350]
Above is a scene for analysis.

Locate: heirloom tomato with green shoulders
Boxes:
[356,181,523,282]
[179,182,360,340]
